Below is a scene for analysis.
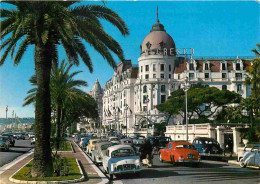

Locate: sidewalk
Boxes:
[0,141,104,184]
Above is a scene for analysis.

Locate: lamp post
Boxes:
[184,77,190,142]
[144,98,149,138]
[124,104,128,138]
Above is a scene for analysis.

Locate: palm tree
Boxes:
[1,1,129,177]
[252,43,260,56]
[24,60,95,149]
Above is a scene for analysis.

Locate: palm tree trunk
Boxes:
[55,104,61,149]
[31,43,53,177]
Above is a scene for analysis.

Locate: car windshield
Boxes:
[101,144,111,150]
[110,138,118,141]
[175,144,195,149]
[124,140,132,144]
[203,140,218,145]
[0,137,6,141]
[111,149,135,158]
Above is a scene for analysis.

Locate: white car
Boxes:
[108,137,120,145]
[239,144,260,168]
[102,145,141,180]
[31,136,35,145]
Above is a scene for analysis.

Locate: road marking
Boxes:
[0,148,34,175]
[73,141,111,184]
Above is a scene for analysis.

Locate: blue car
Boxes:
[192,137,223,157]
[81,136,93,150]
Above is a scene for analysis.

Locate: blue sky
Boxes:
[0,1,259,118]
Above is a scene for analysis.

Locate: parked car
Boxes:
[120,139,133,145]
[92,141,113,165]
[239,144,260,168]
[86,139,101,156]
[153,136,172,152]
[192,137,223,157]
[108,137,120,145]
[132,138,145,153]
[102,145,142,180]
[159,141,200,166]
[28,132,35,139]
[1,133,15,147]
[237,145,256,162]
[81,136,93,150]
[31,136,36,145]
[0,136,10,151]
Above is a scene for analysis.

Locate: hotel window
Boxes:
[153,74,156,78]
[222,63,226,70]
[143,95,148,103]
[124,99,126,106]
[141,66,143,72]
[169,74,171,79]
[205,73,209,79]
[143,106,147,112]
[161,95,166,103]
[160,64,165,71]
[189,63,194,70]
[237,84,242,92]
[222,73,227,79]
[189,73,194,79]
[143,85,147,93]
[222,85,227,90]
[161,85,166,93]
[235,73,242,80]
[153,64,156,71]
[236,63,241,70]
[161,74,165,79]
[205,63,209,70]
[169,65,172,71]
[145,65,149,72]
[145,74,149,79]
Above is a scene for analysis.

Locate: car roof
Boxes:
[194,137,217,141]
[109,136,118,139]
[107,144,133,151]
[169,141,193,146]
[0,136,8,138]
[95,141,112,147]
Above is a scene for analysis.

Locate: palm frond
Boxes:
[14,36,30,65]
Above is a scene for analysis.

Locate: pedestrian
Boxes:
[227,137,233,157]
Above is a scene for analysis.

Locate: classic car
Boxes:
[192,137,223,157]
[92,141,113,165]
[159,141,200,166]
[1,133,15,147]
[239,144,260,168]
[0,136,10,151]
[108,137,120,145]
[132,139,145,153]
[81,136,93,150]
[31,136,36,145]
[153,136,172,152]
[120,139,133,145]
[86,138,101,155]
[102,145,141,180]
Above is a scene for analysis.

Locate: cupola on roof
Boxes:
[141,7,176,56]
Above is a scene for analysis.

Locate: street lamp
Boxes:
[144,98,149,138]
[124,104,128,138]
[184,77,190,142]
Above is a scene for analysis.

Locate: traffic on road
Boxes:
[72,132,260,183]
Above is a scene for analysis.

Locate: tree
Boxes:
[1,1,129,177]
[24,60,96,149]
[156,83,241,124]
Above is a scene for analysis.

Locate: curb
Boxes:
[9,159,84,184]
[228,160,239,165]
[73,141,109,184]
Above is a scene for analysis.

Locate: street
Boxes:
[86,151,260,184]
[0,138,33,167]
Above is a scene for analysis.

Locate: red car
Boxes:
[159,141,200,166]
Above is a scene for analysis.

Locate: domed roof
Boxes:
[141,19,176,56]
[92,79,102,93]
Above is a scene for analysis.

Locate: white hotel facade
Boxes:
[89,17,253,139]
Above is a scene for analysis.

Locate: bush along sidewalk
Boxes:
[10,157,83,182]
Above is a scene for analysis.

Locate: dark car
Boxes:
[153,136,172,151]
[1,133,15,147]
[192,137,223,157]
[120,138,133,145]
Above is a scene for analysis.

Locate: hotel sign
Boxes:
[144,48,194,56]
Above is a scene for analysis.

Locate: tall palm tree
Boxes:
[1,1,129,177]
[24,60,94,149]
[252,43,260,56]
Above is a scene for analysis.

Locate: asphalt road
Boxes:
[0,138,34,167]
[85,150,260,184]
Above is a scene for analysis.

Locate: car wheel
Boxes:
[239,159,246,168]
[159,153,163,163]
[171,156,175,166]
